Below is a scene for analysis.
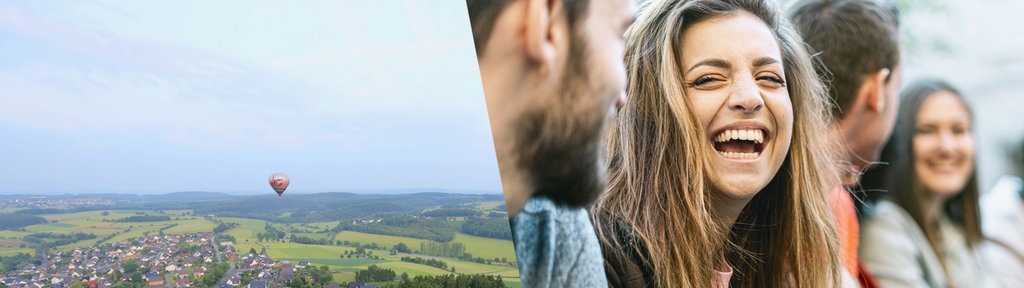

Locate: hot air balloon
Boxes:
[268,173,290,199]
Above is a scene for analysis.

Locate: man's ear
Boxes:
[862,68,892,114]
[523,0,562,75]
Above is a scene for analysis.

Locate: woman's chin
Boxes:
[710,178,769,201]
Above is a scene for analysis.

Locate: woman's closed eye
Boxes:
[687,75,727,89]
[756,73,786,88]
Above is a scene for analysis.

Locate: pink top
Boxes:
[714,258,734,288]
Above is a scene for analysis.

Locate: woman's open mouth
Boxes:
[713,129,766,159]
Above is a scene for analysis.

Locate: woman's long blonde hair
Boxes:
[591,0,843,287]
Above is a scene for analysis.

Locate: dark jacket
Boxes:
[594,213,656,288]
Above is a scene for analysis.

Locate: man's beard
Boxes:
[514,39,609,209]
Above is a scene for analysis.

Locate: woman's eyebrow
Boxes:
[752,56,782,68]
[686,58,730,74]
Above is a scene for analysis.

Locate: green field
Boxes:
[57,238,102,252]
[0,239,33,256]
[505,280,523,288]
[24,222,75,232]
[333,231,422,250]
[302,221,339,231]
[101,218,216,245]
[335,254,516,284]
[0,231,31,239]
[236,240,519,286]
[40,210,154,222]
[474,201,505,210]
[454,233,516,262]
[219,217,270,243]
[294,232,330,241]
[0,207,26,213]
[163,210,192,216]
[332,231,515,262]
[239,242,353,259]
[286,221,337,234]
[0,248,34,257]
[163,218,217,234]
[4,211,218,251]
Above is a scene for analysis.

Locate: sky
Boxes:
[0,0,502,195]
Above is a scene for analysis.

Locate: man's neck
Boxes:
[841,164,862,188]
[833,118,872,188]
[502,168,533,217]
[837,109,876,163]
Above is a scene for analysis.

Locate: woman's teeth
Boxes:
[715,129,764,144]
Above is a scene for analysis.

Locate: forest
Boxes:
[0,213,47,230]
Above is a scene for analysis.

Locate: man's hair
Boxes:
[789,0,900,118]
[466,0,591,57]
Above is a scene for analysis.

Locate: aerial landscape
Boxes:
[0,1,510,287]
[0,192,518,287]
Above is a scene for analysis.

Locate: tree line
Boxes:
[460,218,512,240]
[0,252,34,274]
[290,234,331,245]
[421,208,479,218]
[0,213,47,230]
[23,232,97,248]
[0,233,100,273]
[355,264,396,282]
[381,274,506,288]
[418,241,502,265]
[285,266,333,288]
[212,222,239,234]
[334,213,514,242]
[419,241,465,258]
[111,215,171,222]
[337,216,457,242]
[400,256,449,270]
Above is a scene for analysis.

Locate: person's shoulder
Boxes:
[513,197,609,287]
[591,211,626,236]
[511,198,559,257]
[592,212,653,288]
[860,200,921,253]
[862,200,912,225]
[861,201,915,239]
[591,212,641,252]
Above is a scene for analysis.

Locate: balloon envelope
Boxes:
[268,173,290,197]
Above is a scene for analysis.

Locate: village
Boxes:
[0,193,519,288]
[0,232,358,288]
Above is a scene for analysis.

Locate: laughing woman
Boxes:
[590,0,843,287]
[858,79,987,288]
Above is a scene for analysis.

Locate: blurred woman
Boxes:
[590,0,844,287]
[859,79,987,287]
